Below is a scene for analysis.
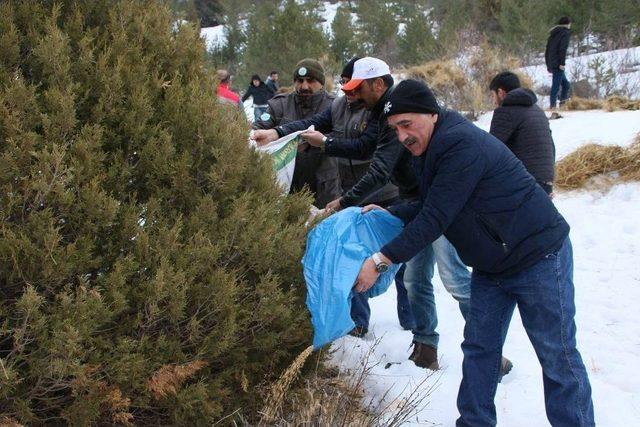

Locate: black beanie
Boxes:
[293,58,325,85]
[384,79,440,118]
[341,57,361,79]
[558,16,571,25]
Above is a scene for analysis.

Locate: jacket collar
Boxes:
[371,87,392,117]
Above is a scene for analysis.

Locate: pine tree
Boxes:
[0,0,312,424]
[397,7,439,66]
[330,4,358,64]
[356,0,399,61]
[240,0,329,87]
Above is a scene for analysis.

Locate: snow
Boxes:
[476,109,640,160]
[330,110,640,425]
[200,25,226,50]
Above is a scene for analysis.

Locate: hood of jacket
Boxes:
[502,88,537,107]
[549,25,570,36]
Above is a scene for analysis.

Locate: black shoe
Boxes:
[409,342,439,370]
[348,325,367,338]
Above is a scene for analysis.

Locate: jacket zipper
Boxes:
[478,215,510,254]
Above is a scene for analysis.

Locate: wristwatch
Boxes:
[372,252,389,273]
[320,135,327,152]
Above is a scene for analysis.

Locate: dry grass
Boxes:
[146,360,208,400]
[563,96,640,111]
[562,97,604,110]
[251,338,435,426]
[604,95,640,111]
[555,135,640,190]
[403,44,531,118]
[260,345,314,424]
[405,60,468,91]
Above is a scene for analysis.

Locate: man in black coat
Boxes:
[545,16,572,109]
[265,70,279,96]
[241,74,275,122]
[355,80,594,427]
[489,71,556,195]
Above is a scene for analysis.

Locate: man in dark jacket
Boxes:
[489,71,556,194]
[321,58,481,373]
[545,16,572,109]
[265,70,279,96]
[253,59,341,208]
[355,80,594,427]
[242,74,275,122]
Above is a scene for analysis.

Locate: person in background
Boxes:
[545,16,572,110]
[215,69,243,112]
[489,71,556,196]
[253,59,341,208]
[265,70,279,96]
[355,79,594,427]
[242,74,275,122]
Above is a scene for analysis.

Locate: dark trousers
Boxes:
[350,196,416,331]
[456,237,594,426]
[350,264,416,331]
[550,69,570,108]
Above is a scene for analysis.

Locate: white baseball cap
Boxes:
[341,57,391,91]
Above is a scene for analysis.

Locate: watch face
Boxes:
[376,263,389,273]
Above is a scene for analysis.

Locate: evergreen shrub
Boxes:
[0,1,312,425]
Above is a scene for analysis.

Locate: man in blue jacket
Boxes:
[355,80,594,427]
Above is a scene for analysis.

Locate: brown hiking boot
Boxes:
[348,325,367,338]
[409,342,439,370]
[499,356,513,382]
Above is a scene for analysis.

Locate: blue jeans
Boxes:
[404,236,471,348]
[550,69,570,108]
[253,106,268,122]
[456,237,594,427]
[350,264,416,331]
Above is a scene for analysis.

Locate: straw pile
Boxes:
[556,135,640,190]
[604,96,640,111]
[563,96,640,111]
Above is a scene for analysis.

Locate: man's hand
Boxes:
[361,204,388,214]
[559,65,565,70]
[325,197,343,213]
[355,258,379,293]
[252,129,279,146]
[300,130,325,147]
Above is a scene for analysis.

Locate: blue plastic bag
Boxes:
[302,207,404,349]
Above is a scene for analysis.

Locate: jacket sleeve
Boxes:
[340,125,401,207]
[489,108,516,146]
[380,139,487,264]
[387,199,422,224]
[324,116,379,160]
[252,103,277,130]
[241,86,251,102]
[274,106,333,137]
[558,32,570,66]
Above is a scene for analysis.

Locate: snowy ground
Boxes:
[330,110,640,426]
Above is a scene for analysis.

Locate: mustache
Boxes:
[401,136,418,147]
[297,89,313,95]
